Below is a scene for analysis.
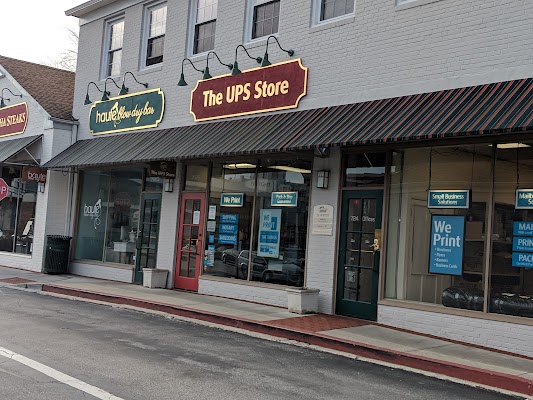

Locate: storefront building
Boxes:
[0,56,76,272]
[47,0,533,356]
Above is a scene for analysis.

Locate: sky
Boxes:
[0,1,81,66]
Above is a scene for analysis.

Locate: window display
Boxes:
[202,159,310,286]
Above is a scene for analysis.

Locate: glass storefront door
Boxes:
[134,193,162,283]
[337,190,383,320]
[174,192,206,291]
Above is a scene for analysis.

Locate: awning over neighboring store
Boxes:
[285,78,533,150]
[44,78,533,168]
[0,135,42,163]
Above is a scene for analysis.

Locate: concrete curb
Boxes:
[42,284,533,396]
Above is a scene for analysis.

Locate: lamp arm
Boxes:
[182,58,204,74]
[1,87,23,100]
[103,77,121,94]
[266,35,295,56]
[235,45,262,64]
[207,51,233,70]
[122,71,148,88]
[86,81,103,94]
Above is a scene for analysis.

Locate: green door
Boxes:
[134,193,162,283]
[336,190,383,320]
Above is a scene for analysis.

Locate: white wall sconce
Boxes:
[163,178,174,192]
[38,182,45,193]
[317,170,329,189]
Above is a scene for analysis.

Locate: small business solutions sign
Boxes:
[0,102,28,137]
[428,190,470,209]
[89,89,164,135]
[190,59,308,122]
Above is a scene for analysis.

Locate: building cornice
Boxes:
[65,0,119,18]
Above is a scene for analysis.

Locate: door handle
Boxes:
[370,239,381,252]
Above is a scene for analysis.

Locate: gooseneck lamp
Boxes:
[84,82,104,105]
[101,77,121,101]
[231,45,262,76]
[177,58,204,86]
[0,88,23,109]
[203,51,234,80]
[119,71,148,96]
[260,35,295,67]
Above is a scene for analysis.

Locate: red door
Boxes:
[175,192,206,291]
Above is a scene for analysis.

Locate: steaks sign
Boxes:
[0,102,28,137]
[190,59,308,122]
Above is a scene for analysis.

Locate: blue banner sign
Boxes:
[257,209,281,257]
[220,193,244,207]
[429,215,465,275]
[428,190,470,209]
[219,223,238,235]
[218,234,237,245]
[513,237,533,252]
[516,190,533,209]
[512,252,533,268]
[271,192,298,207]
[220,214,239,224]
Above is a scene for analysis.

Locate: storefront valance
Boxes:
[44,78,533,168]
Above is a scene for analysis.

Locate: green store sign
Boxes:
[89,88,165,135]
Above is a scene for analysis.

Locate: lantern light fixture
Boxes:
[177,58,205,87]
[260,36,295,68]
[84,82,103,105]
[231,45,262,76]
[0,87,22,109]
[119,71,148,96]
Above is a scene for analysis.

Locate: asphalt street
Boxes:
[0,286,522,400]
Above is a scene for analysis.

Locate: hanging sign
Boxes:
[148,161,176,179]
[220,193,244,207]
[220,214,239,224]
[0,102,28,137]
[515,189,533,209]
[271,191,298,207]
[219,223,238,235]
[257,209,281,257]
[21,167,47,183]
[429,215,465,275]
[428,190,470,209]
[190,59,308,122]
[89,88,165,135]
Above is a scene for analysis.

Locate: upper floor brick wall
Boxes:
[73,0,533,139]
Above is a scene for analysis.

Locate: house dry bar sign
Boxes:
[0,102,28,137]
[190,59,308,122]
[89,88,165,135]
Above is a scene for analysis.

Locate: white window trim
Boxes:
[140,1,167,70]
[311,0,356,27]
[187,0,217,56]
[100,15,125,80]
[244,0,280,44]
[395,0,443,11]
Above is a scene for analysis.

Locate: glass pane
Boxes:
[345,233,360,265]
[344,153,386,187]
[362,199,376,232]
[180,253,188,276]
[343,266,358,300]
[347,198,362,231]
[185,165,209,190]
[188,253,197,278]
[358,268,373,303]
[360,233,375,267]
[182,225,191,250]
[15,179,37,255]
[184,200,193,224]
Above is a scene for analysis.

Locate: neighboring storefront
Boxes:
[0,56,75,272]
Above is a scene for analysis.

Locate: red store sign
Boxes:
[190,59,308,122]
[0,102,28,137]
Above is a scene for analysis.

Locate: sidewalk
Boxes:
[0,266,532,397]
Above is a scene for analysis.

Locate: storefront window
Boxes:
[345,153,386,187]
[184,164,209,191]
[0,166,37,255]
[490,143,533,318]
[75,169,142,265]
[385,146,492,310]
[203,159,310,286]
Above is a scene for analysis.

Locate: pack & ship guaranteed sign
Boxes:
[89,88,165,135]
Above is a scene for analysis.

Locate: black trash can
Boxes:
[43,235,72,274]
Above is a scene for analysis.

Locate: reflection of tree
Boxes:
[45,28,78,71]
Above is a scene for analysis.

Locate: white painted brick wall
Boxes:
[379,305,533,358]
[70,261,134,282]
[199,278,288,307]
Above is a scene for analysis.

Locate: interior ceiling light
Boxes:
[270,166,312,174]
[493,143,531,149]
[223,163,256,169]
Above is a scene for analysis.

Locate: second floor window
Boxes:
[320,0,354,21]
[146,4,167,66]
[106,20,124,77]
[193,0,217,54]
[252,0,280,39]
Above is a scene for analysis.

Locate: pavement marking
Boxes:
[0,346,125,400]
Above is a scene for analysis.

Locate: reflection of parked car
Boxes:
[222,249,268,279]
